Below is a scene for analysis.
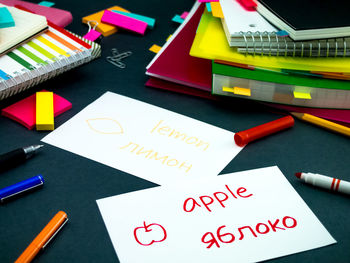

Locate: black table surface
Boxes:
[0,0,349,262]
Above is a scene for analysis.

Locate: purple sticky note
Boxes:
[101,10,147,35]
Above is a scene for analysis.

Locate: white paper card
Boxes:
[42,92,242,185]
[97,166,336,263]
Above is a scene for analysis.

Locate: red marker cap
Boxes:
[234,115,294,147]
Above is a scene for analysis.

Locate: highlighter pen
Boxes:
[15,211,68,263]
[0,175,44,203]
[295,172,350,195]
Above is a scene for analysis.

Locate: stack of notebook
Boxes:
[0,4,100,101]
[145,1,350,124]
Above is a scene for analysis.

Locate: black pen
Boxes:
[0,145,43,172]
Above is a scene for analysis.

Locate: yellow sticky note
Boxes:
[222,86,235,93]
[149,44,162,53]
[36,92,54,130]
[293,91,312,99]
[82,6,130,37]
[166,35,172,42]
[233,87,251,96]
[210,2,224,18]
[222,86,251,96]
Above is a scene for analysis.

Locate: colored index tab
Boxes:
[111,10,155,29]
[101,10,148,35]
[211,2,224,18]
[206,3,212,12]
[36,92,54,130]
[38,1,55,7]
[149,44,162,54]
[222,86,235,93]
[0,7,15,28]
[0,69,10,80]
[233,87,251,96]
[172,15,184,24]
[180,11,189,19]
[293,91,312,99]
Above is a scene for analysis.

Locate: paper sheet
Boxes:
[42,92,242,185]
[96,166,336,263]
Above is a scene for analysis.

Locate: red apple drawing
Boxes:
[133,221,167,246]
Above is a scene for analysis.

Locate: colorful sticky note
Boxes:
[149,44,162,53]
[222,86,235,93]
[111,10,155,29]
[166,34,173,41]
[36,92,54,130]
[2,91,71,130]
[0,7,15,28]
[293,91,312,99]
[172,14,184,24]
[222,86,251,96]
[101,10,148,35]
[82,6,130,37]
[206,2,212,12]
[180,11,189,19]
[38,1,55,7]
[211,2,224,18]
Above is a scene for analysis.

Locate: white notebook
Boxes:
[0,4,48,55]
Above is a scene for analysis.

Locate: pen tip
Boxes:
[295,172,302,179]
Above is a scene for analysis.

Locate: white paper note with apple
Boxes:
[41,92,242,185]
[96,166,336,263]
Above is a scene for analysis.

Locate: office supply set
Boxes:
[0,0,349,262]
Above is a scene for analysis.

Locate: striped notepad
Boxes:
[0,22,101,101]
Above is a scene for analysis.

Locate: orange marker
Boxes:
[234,115,294,146]
[15,211,68,263]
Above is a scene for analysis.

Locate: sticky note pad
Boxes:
[36,92,54,130]
[82,6,130,37]
[101,10,148,35]
[293,91,312,99]
[0,7,15,28]
[111,10,155,29]
[38,1,55,7]
[172,14,184,24]
[2,91,71,130]
[149,44,162,53]
[211,2,224,18]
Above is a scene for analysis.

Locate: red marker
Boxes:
[295,172,350,195]
[234,115,294,147]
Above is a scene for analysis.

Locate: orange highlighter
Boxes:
[15,211,68,263]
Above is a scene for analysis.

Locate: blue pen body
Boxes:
[0,175,44,202]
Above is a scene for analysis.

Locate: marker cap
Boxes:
[234,115,294,146]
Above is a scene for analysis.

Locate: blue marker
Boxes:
[0,175,44,202]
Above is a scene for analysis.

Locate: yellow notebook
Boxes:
[190,10,350,73]
[0,4,47,55]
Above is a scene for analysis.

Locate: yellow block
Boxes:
[293,91,312,99]
[149,44,162,53]
[222,86,251,96]
[36,92,54,131]
[210,2,224,18]
[82,6,130,37]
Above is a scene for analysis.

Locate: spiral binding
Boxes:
[236,32,350,57]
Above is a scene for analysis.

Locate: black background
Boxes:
[0,0,349,262]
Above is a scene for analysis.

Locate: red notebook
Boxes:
[146,2,211,92]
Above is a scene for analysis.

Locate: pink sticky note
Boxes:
[101,10,147,35]
[1,91,72,130]
[180,11,189,19]
[83,29,102,41]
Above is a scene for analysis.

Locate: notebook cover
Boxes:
[0,0,72,27]
[146,2,211,92]
[257,0,350,31]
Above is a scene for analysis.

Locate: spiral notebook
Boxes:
[220,0,350,57]
[0,22,101,101]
